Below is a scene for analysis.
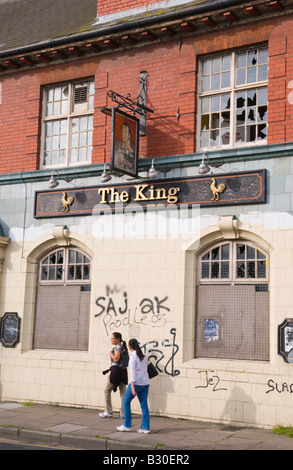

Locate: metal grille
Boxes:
[74,84,88,104]
[195,284,269,361]
[33,285,90,351]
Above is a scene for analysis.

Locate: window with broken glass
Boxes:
[39,248,91,283]
[198,46,268,150]
[34,248,91,351]
[195,241,269,361]
[200,241,268,283]
[40,79,95,168]
[199,242,268,284]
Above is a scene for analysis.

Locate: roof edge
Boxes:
[0,0,261,59]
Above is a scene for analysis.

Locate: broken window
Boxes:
[34,248,91,351]
[196,241,269,361]
[198,46,268,150]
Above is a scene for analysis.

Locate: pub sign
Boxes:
[34,169,266,218]
[110,108,139,178]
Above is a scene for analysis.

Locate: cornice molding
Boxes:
[0,142,292,186]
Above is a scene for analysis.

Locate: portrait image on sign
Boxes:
[110,108,139,177]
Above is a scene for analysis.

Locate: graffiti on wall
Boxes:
[95,285,169,335]
[141,328,180,377]
[95,286,293,392]
[95,286,180,376]
[266,378,293,394]
[194,370,227,392]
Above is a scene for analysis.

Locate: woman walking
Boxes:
[117,338,150,433]
[99,332,128,419]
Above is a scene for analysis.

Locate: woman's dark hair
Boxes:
[113,332,126,349]
[129,338,145,361]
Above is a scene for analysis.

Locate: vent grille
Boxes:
[74,84,88,104]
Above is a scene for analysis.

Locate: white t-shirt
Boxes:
[111,344,122,366]
[129,350,150,386]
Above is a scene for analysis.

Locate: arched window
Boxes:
[39,249,91,283]
[33,247,91,351]
[200,241,268,282]
[195,241,269,361]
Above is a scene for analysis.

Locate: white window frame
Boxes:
[197,45,268,151]
[198,241,269,285]
[39,248,91,286]
[40,79,94,169]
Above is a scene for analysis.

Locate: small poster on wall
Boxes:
[204,319,219,342]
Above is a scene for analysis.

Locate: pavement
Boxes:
[0,401,292,451]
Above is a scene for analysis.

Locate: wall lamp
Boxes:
[100,159,159,184]
[198,154,211,175]
[148,155,224,179]
[100,154,224,184]
[148,159,159,179]
[198,153,225,175]
[100,164,112,183]
[48,170,74,188]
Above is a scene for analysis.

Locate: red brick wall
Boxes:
[98,0,159,17]
[0,71,41,173]
[0,16,292,174]
[268,18,293,144]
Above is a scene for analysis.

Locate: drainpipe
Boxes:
[0,236,10,398]
[0,0,261,59]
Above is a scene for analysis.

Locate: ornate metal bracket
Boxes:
[107,90,153,116]
[107,71,154,135]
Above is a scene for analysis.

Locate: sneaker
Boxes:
[137,429,150,434]
[116,414,124,419]
[116,425,131,432]
[99,411,113,418]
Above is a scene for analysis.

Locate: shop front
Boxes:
[0,145,292,428]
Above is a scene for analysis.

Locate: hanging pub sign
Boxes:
[0,312,21,348]
[34,169,266,218]
[110,108,139,178]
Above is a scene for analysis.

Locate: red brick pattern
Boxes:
[98,0,159,16]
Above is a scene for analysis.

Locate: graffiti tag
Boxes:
[266,378,293,394]
[195,370,227,392]
[142,328,180,377]
[95,287,169,335]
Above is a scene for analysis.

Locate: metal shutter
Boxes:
[195,284,269,361]
[33,285,90,351]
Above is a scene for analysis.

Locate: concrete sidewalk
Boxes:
[0,401,292,450]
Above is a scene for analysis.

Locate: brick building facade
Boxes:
[0,0,292,428]
[1,1,293,171]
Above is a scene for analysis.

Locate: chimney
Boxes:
[97,0,160,18]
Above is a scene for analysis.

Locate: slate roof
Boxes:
[0,0,289,59]
[0,0,97,54]
[0,0,235,56]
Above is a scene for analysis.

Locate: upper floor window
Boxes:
[41,79,94,168]
[198,45,268,151]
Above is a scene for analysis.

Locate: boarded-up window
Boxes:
[33,248,91,351]
[195,241,269,361]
